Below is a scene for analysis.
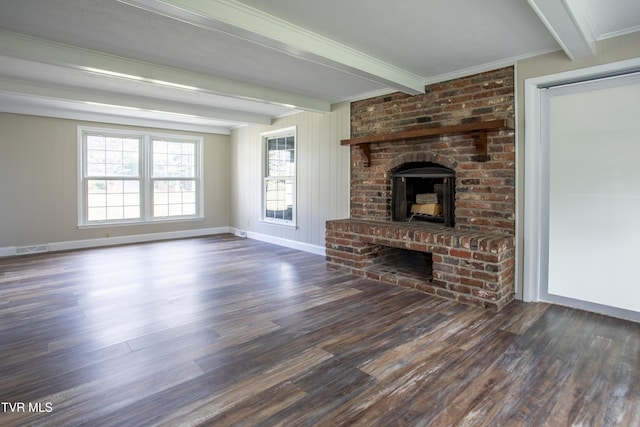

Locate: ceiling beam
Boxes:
[527,0,596,61]
[116,0,426,95]
[0,92,236,135]
[0,30,329,113]
[0,75,273,126]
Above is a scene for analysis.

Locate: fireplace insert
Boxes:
[391,163,455,226]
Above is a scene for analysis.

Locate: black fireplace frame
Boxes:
[391,163,455,227]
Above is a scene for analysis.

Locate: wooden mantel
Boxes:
[341,119,513,166]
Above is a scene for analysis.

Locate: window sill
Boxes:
[259,219,297,230]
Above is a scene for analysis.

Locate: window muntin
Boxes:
[265,179,294,221]
[79,127,202,226]
[152,139,195,177]
[267,136,294,177]
[151,139,197,218]
[84,134,142,222]
[87,179,141,221]
[263,128,296,225]
[86,135,140,177]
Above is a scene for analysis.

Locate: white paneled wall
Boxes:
[230,102,351,250]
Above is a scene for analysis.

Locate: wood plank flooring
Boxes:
[0,234,638,426]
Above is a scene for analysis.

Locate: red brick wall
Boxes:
[325,219,515,311]
[349,67,515,235]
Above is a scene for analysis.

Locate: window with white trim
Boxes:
[78,127,203,226]
[151,138,197,217]
[262,127,296,226]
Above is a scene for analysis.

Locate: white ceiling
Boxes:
[0,0,638,133]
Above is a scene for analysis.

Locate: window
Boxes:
[151,139,197,217]
[78,127,202,226]
[262,127,296,225]
[84,133,141,222]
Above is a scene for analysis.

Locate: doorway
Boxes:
[524,62,640,322]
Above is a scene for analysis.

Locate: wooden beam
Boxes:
[341,119,512,166]
[360,143,372,167]
[341,120,508,146]
[472,130,489,162]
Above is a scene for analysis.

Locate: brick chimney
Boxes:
[326,67,516,311]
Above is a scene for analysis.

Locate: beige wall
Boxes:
[0,113,230,248]
[230,102,350,250]
[514,31,640,299]
[517,32,640,137]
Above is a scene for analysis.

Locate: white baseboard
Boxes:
[49,227,233,252]
[1,227,326,258]
[0,227,232,257]
[0,246,16,258]
[235,229,326,256]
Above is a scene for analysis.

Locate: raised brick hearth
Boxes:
[326,67,516,310]
[326,219,514,311]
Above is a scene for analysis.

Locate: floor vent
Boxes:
[15,245,49,256]
[234,230,247,238]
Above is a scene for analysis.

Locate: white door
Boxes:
[538,72,640,321]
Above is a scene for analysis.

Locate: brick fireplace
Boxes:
[326,67,516,311]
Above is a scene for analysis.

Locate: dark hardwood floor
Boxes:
[0,235,638,426]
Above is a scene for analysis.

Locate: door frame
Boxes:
[522,57,640,321]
